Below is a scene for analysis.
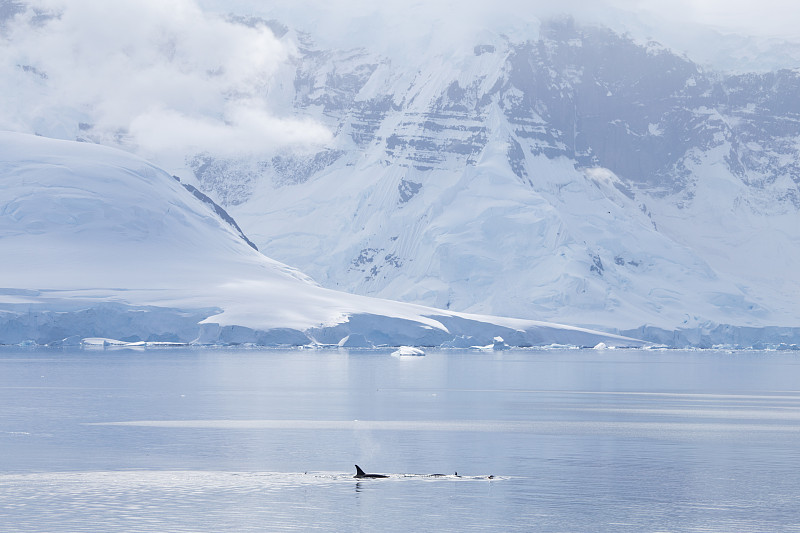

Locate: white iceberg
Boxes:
[391,346,426,357]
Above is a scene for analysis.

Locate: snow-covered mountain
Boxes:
[174,18,800,347]
[0,131,641,348]
[4,6,799,347]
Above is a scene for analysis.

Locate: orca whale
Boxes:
[354,465,389,479]
[353,465,495,480]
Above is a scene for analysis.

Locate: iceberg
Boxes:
[391,346,426,357]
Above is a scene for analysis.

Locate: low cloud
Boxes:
[0,0,331,161]
[130,103,332,158]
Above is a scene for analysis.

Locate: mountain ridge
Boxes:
[192,18,800,346]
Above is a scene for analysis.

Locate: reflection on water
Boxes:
[1,348,800,532]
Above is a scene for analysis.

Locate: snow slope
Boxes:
[0,131,641,347]
[204,21,799,347]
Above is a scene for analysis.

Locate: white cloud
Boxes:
[0,0,330,160]
[1,0,798,165]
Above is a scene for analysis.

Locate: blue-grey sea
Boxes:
[1,347,799,532]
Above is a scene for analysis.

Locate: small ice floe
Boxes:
[391,346,426,357]
[492,336,510,351]
[593,342,609,350]
[473,336,510,351]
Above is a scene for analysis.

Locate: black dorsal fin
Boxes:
[355,465,366,477]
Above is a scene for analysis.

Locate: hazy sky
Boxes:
[645,0,799,36]
[1,0,798,164]
[206,0,800,44]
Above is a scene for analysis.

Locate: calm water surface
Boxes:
[1,347,800,532]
